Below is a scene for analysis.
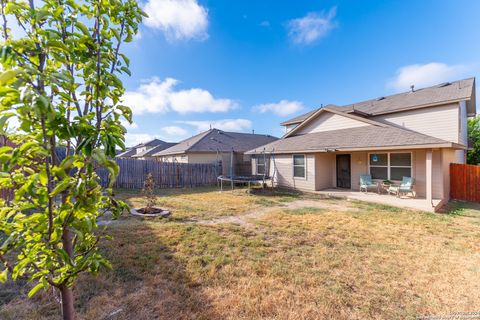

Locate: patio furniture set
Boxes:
[360,175,415,198]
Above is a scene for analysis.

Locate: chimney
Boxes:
[410,85,415,92]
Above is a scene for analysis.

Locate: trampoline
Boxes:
[217,147,277,192]
[217,175,271,191]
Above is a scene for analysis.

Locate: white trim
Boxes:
[368,151,413,181]
[292,154,307,179]
[244,142,461,155]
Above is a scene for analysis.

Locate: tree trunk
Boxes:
[60,284,75,320]
[61,226,75,319]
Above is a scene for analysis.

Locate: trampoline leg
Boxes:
[231,179,234,191]
[220,179,223,192]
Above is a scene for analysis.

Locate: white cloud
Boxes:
[254,100,304,116]
[178,119,252,132]
[161,126,188,137]
[144,0,208,41]
[120,118,138,129]
[123,77,237,115]
[124,133,156,147]
[260,21,270,28]
[287,7,337,45]
[388,62,468,92]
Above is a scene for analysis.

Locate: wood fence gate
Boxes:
[450,163,480,202]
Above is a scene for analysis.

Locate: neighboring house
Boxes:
[153,128,278,175]
[131,142,176,160]
[246,78,476,211]
[116,139,174,159]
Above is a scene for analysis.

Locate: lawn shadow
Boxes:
[0,217,222,319]
[441,200,480,217]
[73,219,222,320]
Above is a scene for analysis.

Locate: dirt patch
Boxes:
[283,199,358,212]
[192,198,356,228]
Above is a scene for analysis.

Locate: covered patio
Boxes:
[315,188,443,212]
[309,147,462,212]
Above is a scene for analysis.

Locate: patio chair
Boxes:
[387,176,415,198]
[359,175,379,193]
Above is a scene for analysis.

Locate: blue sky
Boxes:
[121,0,480,146]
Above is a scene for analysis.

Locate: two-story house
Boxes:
[246,78,476,211]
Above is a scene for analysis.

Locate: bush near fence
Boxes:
[98,158,222,189]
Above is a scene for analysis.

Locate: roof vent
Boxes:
[376,96,385,101]
[438,82,451,88]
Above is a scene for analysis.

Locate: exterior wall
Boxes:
[285,124,298,134]
[441,149,457,201]
[265,147,457,202]
[432,150,442,198]
[454,150,466,164]
[373,103,461,144]
[315,153,335,190]
[322,149,442,199]
[293,113,370,135]
[459,101,468,145]
[161,154,188,163]
[135,146,147,154]
[414,150,426,198]
[270,154,316,191]
[187,152,248,176]
[187,153,220,164]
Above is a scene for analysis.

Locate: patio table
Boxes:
[381,183,398,194]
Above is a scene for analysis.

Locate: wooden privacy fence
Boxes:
[450,163,480,202]
[97,158,222,189]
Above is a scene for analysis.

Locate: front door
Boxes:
[336,154,351,189]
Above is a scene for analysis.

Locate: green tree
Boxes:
[467,116,480,165]
[0,0,144,318]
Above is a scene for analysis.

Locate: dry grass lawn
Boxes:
[1,187,480,319]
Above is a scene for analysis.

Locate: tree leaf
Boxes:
[46,40,69,52]
[0,70,17,85]
[27,282,44,297]
[50,179,71,196]
[0,269,7,282]
[0,112,14,133]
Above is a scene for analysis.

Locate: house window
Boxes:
[390,153,411,180]
[293,154,306,178]
[257,156,266,175]
[369,152,412,181]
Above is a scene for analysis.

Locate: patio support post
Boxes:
[426,149,433,203]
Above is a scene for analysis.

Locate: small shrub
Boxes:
[142,173,157,213]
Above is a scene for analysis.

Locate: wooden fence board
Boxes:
[97,158,222,189]
[450,163,480,202]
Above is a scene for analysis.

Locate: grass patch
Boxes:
[284,207,328,215]
[2,188,480,319]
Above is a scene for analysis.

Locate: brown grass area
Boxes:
[114,187,300,220]
[1,189,480,319]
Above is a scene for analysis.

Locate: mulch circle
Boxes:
[131,207,171,218]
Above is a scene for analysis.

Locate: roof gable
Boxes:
[284,106,388,138]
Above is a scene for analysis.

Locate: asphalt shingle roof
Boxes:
[281,78,475,125]
[132,142,177,157]
[154,129,278,156]
[116,138,169,158]
[246,125,451,154]
[116,148,137,158]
